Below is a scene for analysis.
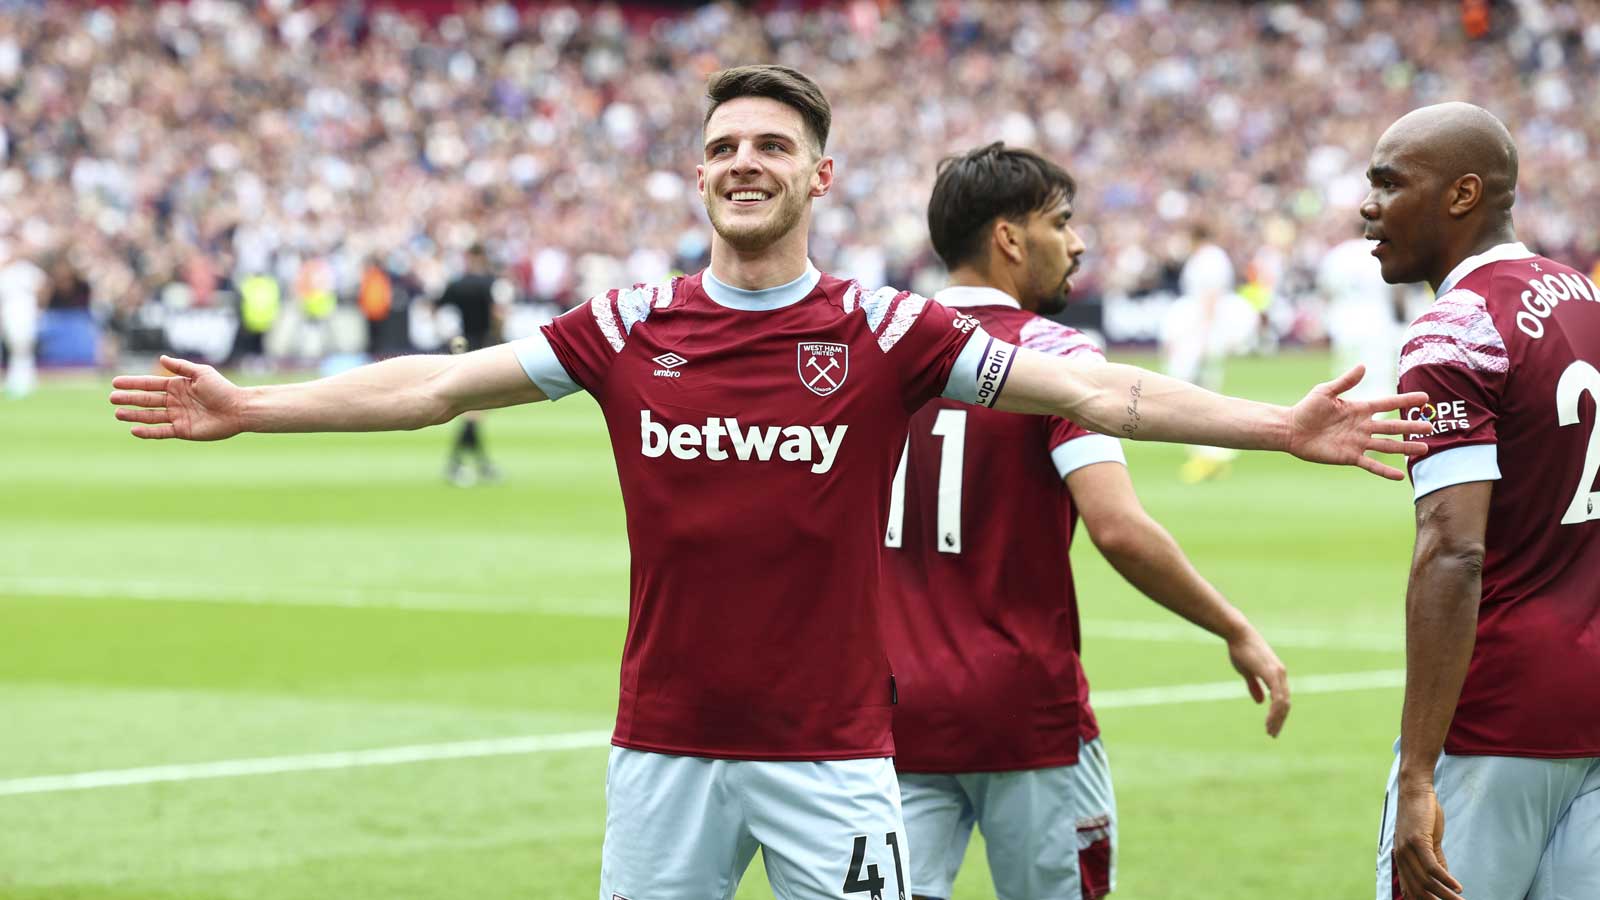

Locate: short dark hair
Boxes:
[927,142,1078,270]
[704,65,831,154]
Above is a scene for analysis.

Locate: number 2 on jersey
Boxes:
[1557,359,1600,525]
[884,409,966,553]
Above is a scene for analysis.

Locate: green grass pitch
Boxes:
[0,352,1413,898]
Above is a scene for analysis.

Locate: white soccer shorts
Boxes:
[898,737,1117,900]
[1375,740,1600,899]
[600,746,910,900]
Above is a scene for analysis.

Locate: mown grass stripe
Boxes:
[0,670,1405,798]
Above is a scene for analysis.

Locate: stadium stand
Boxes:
[2,0,1598,364]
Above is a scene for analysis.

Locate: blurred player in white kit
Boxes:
[0,241,48,398]
[1161,223,1257,480]
[1319,226,1405,401]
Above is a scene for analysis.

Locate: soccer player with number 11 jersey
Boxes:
[882,143,1291,900]
[110,66,1431,900]
[1366,103,1600,900]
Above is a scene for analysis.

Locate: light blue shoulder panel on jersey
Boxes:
[942,327,1018,408]
[513,330,582,401]
[1410,443,1502,500]
[512,279,675,401]
[1052,434,1127,478]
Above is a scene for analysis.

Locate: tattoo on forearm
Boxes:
[1122,380,1143,436]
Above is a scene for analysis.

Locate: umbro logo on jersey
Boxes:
[639,410,847,474]
[652,352,687,378]
[798,342,848,396]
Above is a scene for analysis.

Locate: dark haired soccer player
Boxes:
[1364,102,1600,900]
[881,142,1289,900]
[111,66,1429,899]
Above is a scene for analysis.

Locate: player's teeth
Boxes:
[732,191,766,201]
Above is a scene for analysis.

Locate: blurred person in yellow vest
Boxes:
[358,256,394,356]
[291,254,336,359]
[235,272,281,364]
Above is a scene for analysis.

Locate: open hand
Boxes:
[1227,627,1290,737]
[1287,365,1432,479]
[109,355,246,441]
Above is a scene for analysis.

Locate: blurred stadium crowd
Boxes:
[2,0,1599,366]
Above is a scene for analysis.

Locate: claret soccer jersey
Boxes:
[1398,242,1600,758]
[513,264,1018,761]
[880,286,1126,773]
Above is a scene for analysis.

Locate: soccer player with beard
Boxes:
[880,143,1289,900]
[110,66,1430,900]
[1363,103,1600,900]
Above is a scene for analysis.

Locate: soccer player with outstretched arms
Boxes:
[112,66,1430,900]
[1364,102,1600,900]
[881,143,1289,900]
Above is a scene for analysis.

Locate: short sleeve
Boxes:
[859,289,1002,409]
[1397,289,1509,499]
[510,290,626,401]
[511,281,675,401]
[1021,318,1127,476]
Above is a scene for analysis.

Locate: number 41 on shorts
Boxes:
[843,832,907,900]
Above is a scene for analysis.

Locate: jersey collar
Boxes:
[702,262,821,311]
[933,285,1021,309]
[1436,241,1534,296]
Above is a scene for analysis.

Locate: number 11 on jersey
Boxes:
[885,409,967,553]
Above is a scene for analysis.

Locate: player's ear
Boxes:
[696,164,706,196]
[810,155,834,199]
[995,219,1025,266]
[1448,173,1483,218]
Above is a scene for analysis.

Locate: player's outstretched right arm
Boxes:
[993,348,1432,479]
[110,348,546,440]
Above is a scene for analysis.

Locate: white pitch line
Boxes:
[0,670,1405,799]
[0,574,621,618]
[0,731,616,798]
[1091,619,1403,652]
[1093,668,1404,708]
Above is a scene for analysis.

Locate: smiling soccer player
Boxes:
[111,66,1430,900]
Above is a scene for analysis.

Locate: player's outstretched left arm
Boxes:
[995,351,1431,479]
[109,348,545,440]
[1068,461,1290,736]
[1392,481,1489,900]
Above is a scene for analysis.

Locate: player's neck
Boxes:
[708,235,811,291]
[947,264,1032,312]
[1431,222,1521,292]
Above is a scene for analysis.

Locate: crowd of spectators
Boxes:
[3,0,1599,357]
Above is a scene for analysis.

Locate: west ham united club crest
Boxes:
[797,341,849,396]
